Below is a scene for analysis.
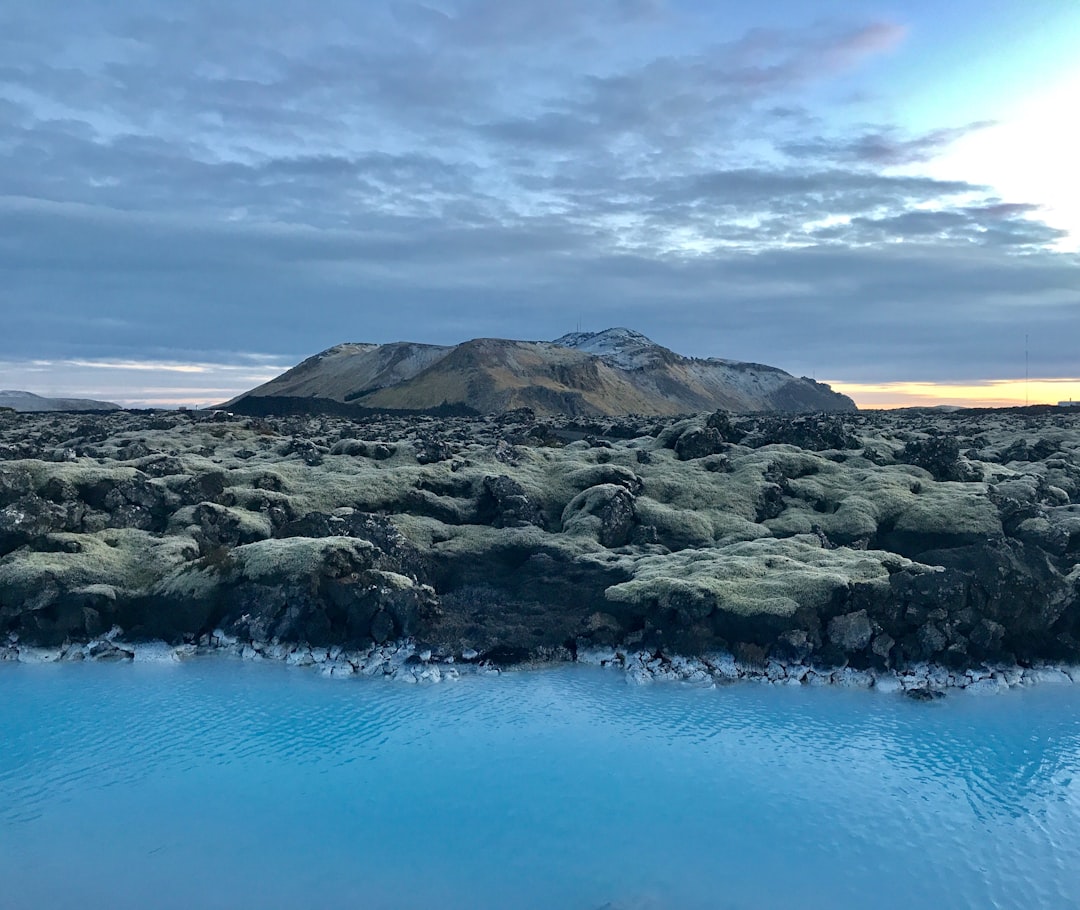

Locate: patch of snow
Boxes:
[552,328,666,371]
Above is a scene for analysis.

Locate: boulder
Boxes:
[478,475,545,529]
[827,610,873,652]
[561,484,638,547]
[674,427,727,461]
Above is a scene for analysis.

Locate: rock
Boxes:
[705,410,742,442]
[964,676,1008,695]
[872,673,902,694]
[0,467,33,506]
[286,647,314,667]
[322,661,356,679]
[577,646,619,666]
[86,639,133,661]
[827,610,873,653]
[15,646,63,663]
[177,471,227,505]
[832,668,873,688]
[280,438,325,466]
[1025,667,1073,685]
[774,629,812,662]
[118,441,152,461]
[900,435,978,482]
[478,475,545,529]
[370,610,395,644]
[561,484,637,547]
[191,502,270,553]
[131,641,181,662]
[1,495,78,554]
[871,633,895,663]
[904,686,945,701]
[1,406,1079,681]
[916,622,948,657]
[743,415,858,451]
[414,437,453,465]
[674,427,727,461]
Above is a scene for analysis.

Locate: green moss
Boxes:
[607,536,916,618]
[892,488,1001,538]
[231,536,376,581]
[0,529,195,595]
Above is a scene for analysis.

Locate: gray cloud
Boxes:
[3,197,1076,385]
[0,0,1076,400]
[783,121,996,166]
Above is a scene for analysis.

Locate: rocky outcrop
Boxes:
[0,405,1078,673]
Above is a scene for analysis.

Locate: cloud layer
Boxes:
[1,0,1077,400]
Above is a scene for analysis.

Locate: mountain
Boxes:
[0,390,121,413]
[222,328,855,417]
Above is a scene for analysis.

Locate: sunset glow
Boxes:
[829,378,1080,410]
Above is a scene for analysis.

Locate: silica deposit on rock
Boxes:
[2,405,1079,686]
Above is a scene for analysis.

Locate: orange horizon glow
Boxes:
[828,378,1080,410]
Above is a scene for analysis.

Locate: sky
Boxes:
[1,0,1078,409]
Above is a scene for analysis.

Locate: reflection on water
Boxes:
[1,660,1078,910]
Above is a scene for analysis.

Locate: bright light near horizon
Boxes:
[922,69,1080,250]
[0,357,292,409]
[830,378,1080,410]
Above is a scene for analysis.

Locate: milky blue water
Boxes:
[2,661,1079,910]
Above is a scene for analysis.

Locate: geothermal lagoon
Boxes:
[2,659,1079,910]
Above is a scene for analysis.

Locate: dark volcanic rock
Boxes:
[1,406,1079,671]
[562,483,639,548]
[744,415,859,451]
[0,494,88,555]
[900,435,979,482]
[478,475,545,529]
[674,427,728,461]
[827,610,873,652]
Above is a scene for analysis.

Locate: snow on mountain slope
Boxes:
[552,329,849,412]
[552,328,667,370]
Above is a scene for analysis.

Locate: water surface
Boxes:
[2,660,1079,909]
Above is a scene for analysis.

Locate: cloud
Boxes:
[2,195,1076,388]
[0,0,1076,402]
[783,122,997,166]
[810,207,1068,248]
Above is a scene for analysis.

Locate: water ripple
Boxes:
[1,661,1079,910]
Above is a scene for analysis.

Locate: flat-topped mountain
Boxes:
[223,328,855,417]
[0,390,121,413]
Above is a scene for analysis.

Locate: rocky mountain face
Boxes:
[0,391,120,413]
[2,406,1079,681]
[223,328,855,417]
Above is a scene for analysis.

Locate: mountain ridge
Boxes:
[0,390,122,413]
[223,328,855,416]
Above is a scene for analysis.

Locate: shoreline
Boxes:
[4,629,1078,696]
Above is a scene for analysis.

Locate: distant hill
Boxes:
[0,390,121,413]
[222,328,855,417]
